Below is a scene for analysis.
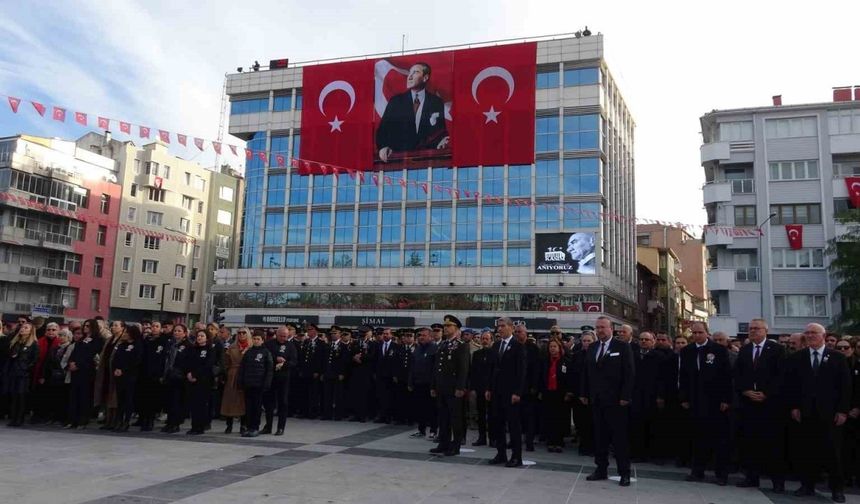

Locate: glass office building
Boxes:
[215,34,637,331]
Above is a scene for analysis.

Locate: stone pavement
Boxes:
[0,419,856,504]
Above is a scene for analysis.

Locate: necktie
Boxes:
[596,342,606,361]
[753,345,761,366]
[413,95,420,115]
[812,350,820,373]
[499,341,506,358]
[697,345,704,370]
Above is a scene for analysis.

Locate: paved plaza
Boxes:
[0,420,857,504]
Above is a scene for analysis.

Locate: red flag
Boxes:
[52,106,66,122]
[8,97,20,113]
[139,126,150,138]
[158,130,170,143]
[785,224,803,250]
[120,121,131,134]
[229,145,238,156]
[846,177,860,208]
[213,142,222,154]
[177,134,187,146]
[300,59,375,173]
[31,101,46,116]
[276,154,285,167]
[244,148,253,160]
[451,43,536,166]
[75,112,87,126]
[194,138,204,151]
[257,151,268,164]
[98,116,109,129]
[290,158,299,169]
[582,302,602,313]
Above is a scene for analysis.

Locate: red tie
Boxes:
[413,96,420,115]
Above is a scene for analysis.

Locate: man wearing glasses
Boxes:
[430,315,470,457]
[488,316,527,468]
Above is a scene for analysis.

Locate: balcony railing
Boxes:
[24,228,43,241]
[735,267,760,282]
[730,178,754,194]
[40,267,69,281]
[43,232,72,246]
[18,265,38,276]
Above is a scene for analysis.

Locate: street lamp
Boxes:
[757,212,778,327]
[166,226,197,324]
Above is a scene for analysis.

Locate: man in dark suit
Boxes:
[515,322,541,452]
[733,318,786,492]
[786,323,852,503]
[430,315,470,457]
[376,62,449,163]
[631,331,666,462]
[374,327,399,423]
[581,316,636,486]
[679,322,732,486]
[469,331,493,446]
[487,316,527,468]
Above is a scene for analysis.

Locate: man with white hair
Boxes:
[785,323,852,503]
[566,232,596,274]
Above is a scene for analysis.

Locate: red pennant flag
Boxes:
[420,182,429,194]
[158,130,170,143]
[245,148,253,160]
[74,112,87,126]
[276,154,285,167]
[257,151,268,164]
[31,101,46,116]
[194,138,204,151]
[372,174,381,187]
[52,106,66,122]
[98,116,109,129]
[845,177,860,209]
[213,142,222,155]
[290,158,300,169]
[177,134,187,146]
[8,97,21,113]
[785,224,803,250]
[139,126,150,138]
[119,121,131,134]
[229,145,238,156]
[319,164,330,175]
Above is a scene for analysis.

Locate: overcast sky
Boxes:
[0,0,857,226]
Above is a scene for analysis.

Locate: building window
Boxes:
[133,159,141,175]
[770,204,822,225]
[404,248,424,267]
[127,207,137,222]
[334,210,354,244]
[267,174,287,206]
[482,205,504,241]
[336,174,356,203]
[356,250,377,268]
[264,213,284,246]
[456,166,479,197]
[184,172,191,185]
[508,165,531,197]
[765,117,817,139]
[456,206,478,241]
[179,217,190,233]
[286,212,306,245]
[429,247,452,267]
[536,116,559,152]
[305,251,327,268]
[217,210,233,225]
[333,251,353,268]
[535,160,559,196]
[145,161,160,175]
[147,188,165,202]
[734,206,757,227]
[536,69,559,89]
[181,195,193,210]
[563,203,601,228]
[718,121,754,142]
[65,254,82,274]
[828,109,860,135]
[146,211,164,226]
[142,259,158,274]
[359,174,379,203]
[774,294,827,317]
[193,245,200,258]
[175,264,186,278]
[507,247,530,266]
[144,236,161,250]
[219,186,234,202]
[563,158,600,194]
[191,268,198,281]
[69,220,86,241]
[405,208,426,243]
[432,167,453,201]
[96,225,107,246]
[119,282,129,297]
[139,284,156,299]
[535,205,559,230]
[310,210,331,245]
[771,248,825,269]
[406,169,428,201]
[288,173,308,205]
[382,175,401,202]
[834,162,860,177]
[768,160,819,181]
[89,290,100,311]
[563,114,599,150]
[430,207,451,242]
[99,194,110,214]
[507,205,531,241]
[563,67,599,87]
[291,134,301,159]
[380,209,401,243]
[481,247,503,266]
[61,288,78,309]
[93,257,104,277]
[121,257,132,272]
[195,223,202,236]
[637,234,651,246]
[124,232,133,247]
[130,183,137,197]
[189,291,196,303]
[312,174,334,204]
[262,252,281,269]
[172,288,183,302]
[455,247,477,267]
[285,252,305,268]
[358,210,378,244]
[273,94,292,111]
[193,177,206,192]
[380,249,400,267]
[230,98,268,115]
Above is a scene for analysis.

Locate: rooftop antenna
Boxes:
[401,34,407,54]
[215,72,227,171]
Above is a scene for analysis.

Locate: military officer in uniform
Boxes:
[322,327,348,420]
[430,315,470,457]
[348,326,375,422]
[394,329,416,424]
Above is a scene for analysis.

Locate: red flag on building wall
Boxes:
[785,224,803,250]
[845,177,860,208]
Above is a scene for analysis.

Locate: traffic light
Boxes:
[213,307,226,324]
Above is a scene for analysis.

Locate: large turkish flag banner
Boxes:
[785,224,803,250]
[451,43,536,167]
[300,59,375,172]
[845,177,860,208]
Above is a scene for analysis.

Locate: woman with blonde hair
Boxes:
[95,321,125,430]
[221,327,250,434]
[4,322,38,426]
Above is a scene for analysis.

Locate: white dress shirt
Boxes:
[809,344,826,368]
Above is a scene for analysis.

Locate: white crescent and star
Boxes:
[788,229,800,239]
[471,66,515,124]
[851,181,860,195]
[318,80,356,133]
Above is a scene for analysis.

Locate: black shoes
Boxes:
[586,471,608,481]
[186,429,203,435]
[444,448,460,457]
[275,429,284,436]
[505,458,523,468]
[833,492,846,503]
[259,425,272,435]
[224,425,233,434]
[772,482,785,494]
[488,455,507,465]
[793,486,815,497]
[619,475,631,487]
[429,447,446,454]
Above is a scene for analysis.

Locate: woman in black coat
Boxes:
[185,330,216,435]
[4,323,39,426]
[538,338,570,452]
[238,333,273,438]
[66,324,100,429]
[111,324,143,432]
[161,324,191,434]
[44,329,72,425]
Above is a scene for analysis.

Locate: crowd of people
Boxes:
[0,314,858,502]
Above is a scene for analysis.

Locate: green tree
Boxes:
[828,208,860,333]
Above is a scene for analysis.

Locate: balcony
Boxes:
[39,267,69,285]
[735,267,760,282]
[708,315,738,337]
[43,232,73,248]
[701,142,730,163]
[215,246,230,259]
[47,197,78,213]
[703,181,732,205]
[704,229,733,246]
[18,265,39,278]
[707,268,736,291]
